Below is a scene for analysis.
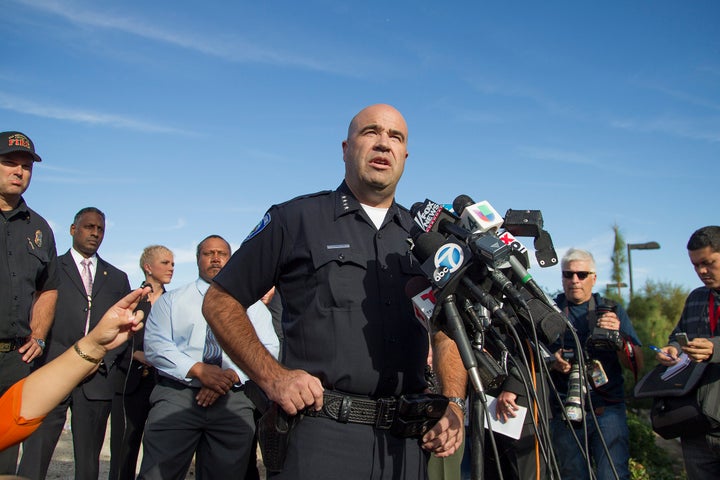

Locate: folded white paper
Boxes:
[483,394,528,440]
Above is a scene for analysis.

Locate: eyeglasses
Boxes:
[562,271,595,280]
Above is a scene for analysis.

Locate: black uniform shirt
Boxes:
[214,182,429,397]
[0,198,59,338]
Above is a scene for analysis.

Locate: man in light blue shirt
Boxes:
[138,235,279,480]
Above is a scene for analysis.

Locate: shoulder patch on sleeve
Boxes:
[244,212,272,242]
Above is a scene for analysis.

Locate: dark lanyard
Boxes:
[710,292,720,336]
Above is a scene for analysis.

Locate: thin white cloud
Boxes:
[37,175,136,185]
[464,76,572,116]
[0,91,195,135]
[631,76,720,112]
[697,64,720,77]
[515,146,600,167]
[145,218,188,232]
[610,115,720,143]
[15,0,351,75]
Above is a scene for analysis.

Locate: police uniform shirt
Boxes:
[214,182,428,398]
[0,198,59,339]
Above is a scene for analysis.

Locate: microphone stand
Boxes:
[441,295,502,480]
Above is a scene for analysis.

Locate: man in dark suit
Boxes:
[17,207,130,480]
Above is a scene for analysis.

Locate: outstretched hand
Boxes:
[86,286,151,352]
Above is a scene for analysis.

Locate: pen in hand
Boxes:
[649,345,676,361]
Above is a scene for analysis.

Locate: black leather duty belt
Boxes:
[0,339,21,353]
[305,391,397,429]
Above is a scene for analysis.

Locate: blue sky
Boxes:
[3,0,718,298]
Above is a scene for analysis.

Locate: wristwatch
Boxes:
[447,396,466,416]
[34,338,46,349]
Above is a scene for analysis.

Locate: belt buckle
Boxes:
[374,397,396,429]
[141,366,150,378]
[0,342,13,353]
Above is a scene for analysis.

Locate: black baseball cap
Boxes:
[0,131,42,162]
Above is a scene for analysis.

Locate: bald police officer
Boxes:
[203,104,466,480]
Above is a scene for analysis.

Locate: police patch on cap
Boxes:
[244,212,271,242]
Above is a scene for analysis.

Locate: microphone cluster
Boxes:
[408,195,611,479]
[407,195,568,394]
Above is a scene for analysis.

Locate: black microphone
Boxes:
[516,295,568,346]
[507,255,561,312]
[467,232,528,310]
[460,277,514,327]
[411,199,461,236]
[413,231,447,264]
[452,194,474,216]
[412,231,473,296]
[442,294,484,394]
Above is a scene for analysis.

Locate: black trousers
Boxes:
[109,368,156,480]
[0,350,31,474]
[269,416,429,480]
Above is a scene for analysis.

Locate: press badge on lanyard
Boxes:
[590,359,609,388]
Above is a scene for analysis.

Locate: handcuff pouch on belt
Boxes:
[390,393,449,438]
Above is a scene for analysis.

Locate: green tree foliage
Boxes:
[628,280,689,350]
[605,223,628,303]
[626,280,689,407]
[611,223,627,285]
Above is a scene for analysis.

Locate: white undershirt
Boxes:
[360,204,389,230]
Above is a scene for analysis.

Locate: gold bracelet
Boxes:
[73,342,103,364]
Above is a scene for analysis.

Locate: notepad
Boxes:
[661,353,692,380]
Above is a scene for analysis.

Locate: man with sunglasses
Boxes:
[548,248,642,480]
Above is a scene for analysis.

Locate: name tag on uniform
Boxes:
[326,244,350,249]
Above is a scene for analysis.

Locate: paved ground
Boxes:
[33,416,267,479]
[36,417,176,479]
[33,415,681,479]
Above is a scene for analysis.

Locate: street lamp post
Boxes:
[627,241,661,299]
[607,282,628,297]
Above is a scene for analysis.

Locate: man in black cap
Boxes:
[0,131,59,472]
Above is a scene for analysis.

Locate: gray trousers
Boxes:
[137,379,256,480]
